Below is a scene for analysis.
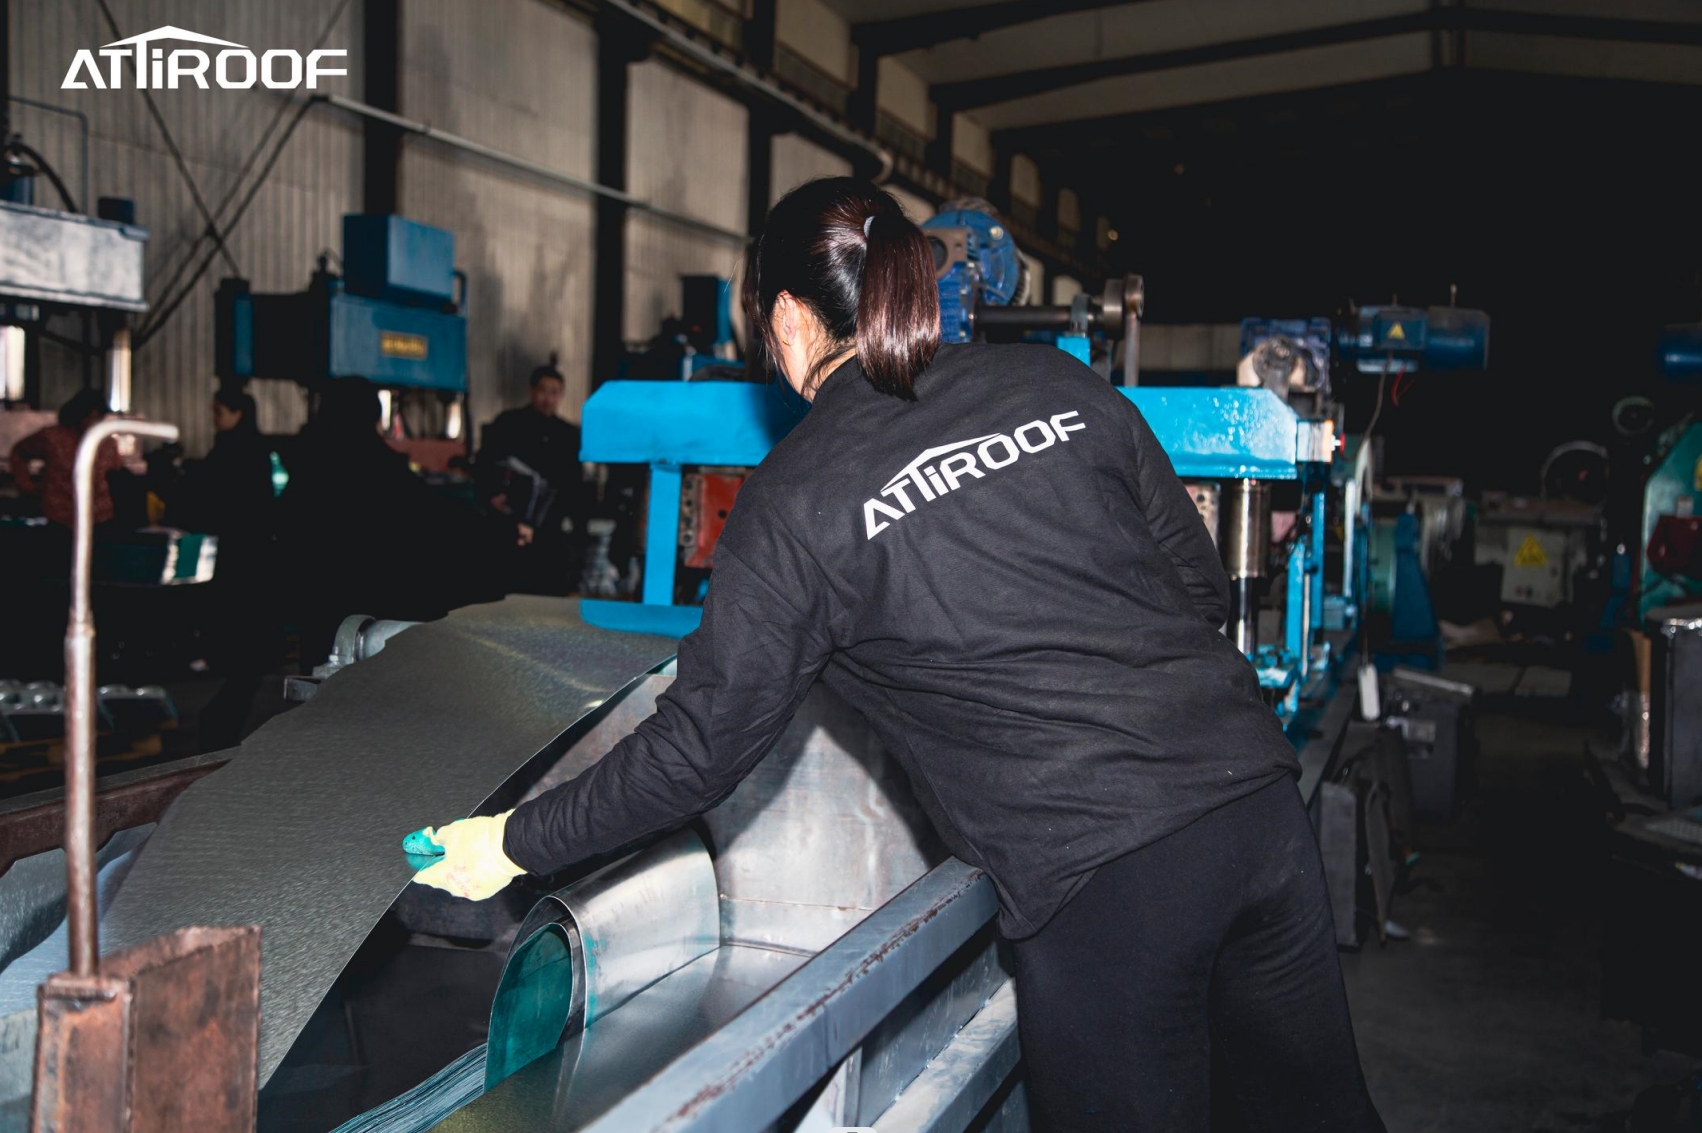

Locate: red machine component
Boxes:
[680,470,745,569]
[1647,513,1702,580]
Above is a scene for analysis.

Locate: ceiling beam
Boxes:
[851,0,1130,56]
[932,8,1702,112]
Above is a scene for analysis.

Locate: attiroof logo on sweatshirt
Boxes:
[862,410,1086,539]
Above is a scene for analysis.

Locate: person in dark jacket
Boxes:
[169,387,279,750]
[474,355,589,594]
[410,179,1385,1133]
[279,380,508,669]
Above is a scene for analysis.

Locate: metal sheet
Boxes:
[563,860,997,1133]
[872,981,1020,1133]
[440,945,807,1133]
[525,676,946,957]
[487,829,719,1087]
[79,597,677,1086]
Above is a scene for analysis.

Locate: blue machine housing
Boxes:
[579,380,805,637]
[216,214,467,393]
[1337,305,1489,374]
[921,207,1023,344]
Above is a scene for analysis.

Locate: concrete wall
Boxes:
[878,57,931,134]
[10,0,363,454]
[777,0,851,84]
[8,0,1042,453]
[772,133,852,201]
[624,60,749,346]
[401,0,596,431]
[952,114,993,176]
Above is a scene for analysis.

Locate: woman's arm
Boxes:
[501,534,835,875]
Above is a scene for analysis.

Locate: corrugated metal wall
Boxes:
[10,0,363,454]
[770,132,850,202]
[400,0,596,434]
[623,59,748,347]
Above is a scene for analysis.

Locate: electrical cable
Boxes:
[1362,363,1389,442]
[3,140,80,213]
[136,97,316,349]
[137,0,355,326]
[93,0,239,277]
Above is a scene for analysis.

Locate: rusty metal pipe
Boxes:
[65,416,177,977]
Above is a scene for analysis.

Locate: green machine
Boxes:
[1634,323,1702,622]
[1635,413,1702,622]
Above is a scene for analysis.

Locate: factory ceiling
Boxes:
[827,0,1702,137]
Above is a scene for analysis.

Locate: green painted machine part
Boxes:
[1639,418,1702,623]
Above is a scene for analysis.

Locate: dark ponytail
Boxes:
[745,177,939,399]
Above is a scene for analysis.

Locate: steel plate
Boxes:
[90,596,677,1085]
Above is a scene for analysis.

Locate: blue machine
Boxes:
[215,214,467,394]
[1336,304,1490,375]
[920,204,1025,345]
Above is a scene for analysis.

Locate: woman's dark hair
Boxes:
[744,177,939,399]
[58,388,108,431]
[214,386,260,435]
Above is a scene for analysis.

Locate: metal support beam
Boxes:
[747,110,775,239]
[851,0,1129,55]
[932,8,1702,112]
[361,0,401,215]
[928,106,955,180]
[989,147,1013,213]
[849,42,880,133]
[592,19,648,390]
[745,0,776,72]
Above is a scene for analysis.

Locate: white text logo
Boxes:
[62,25,347,91]
[862,410,1086,539]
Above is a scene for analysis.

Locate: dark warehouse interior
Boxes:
[1,2,1701,1132]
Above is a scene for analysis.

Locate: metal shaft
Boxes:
[1220,479,1271,658]
[65,415,177,976]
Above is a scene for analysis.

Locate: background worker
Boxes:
[411,178,1384,1133]
[475,354,589,594]
[9,388,126,530]
[167,387,279,750]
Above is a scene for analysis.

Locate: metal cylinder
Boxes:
[1220,479,1271,657]
[65,417,178,976]
[1220,479,1271,580]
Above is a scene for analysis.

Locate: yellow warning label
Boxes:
[1387,322,1406,341]
[1513,534,1547,568]
[380,331,428,360]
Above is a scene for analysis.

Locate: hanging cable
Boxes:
[136,97,317,349]
[3,139,80,213]
[138,0,356,317]
[94,0,239,276]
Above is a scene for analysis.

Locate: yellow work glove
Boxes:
[411,811,526,901]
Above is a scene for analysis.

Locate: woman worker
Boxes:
[410,178,1384,1133]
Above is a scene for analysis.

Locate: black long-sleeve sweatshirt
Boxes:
[505,343,1299,937]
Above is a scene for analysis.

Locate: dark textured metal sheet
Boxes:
[93,597,678,1085]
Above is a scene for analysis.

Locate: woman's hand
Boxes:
[406,812,525,901]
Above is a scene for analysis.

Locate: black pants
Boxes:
[1011,775,1385,1133]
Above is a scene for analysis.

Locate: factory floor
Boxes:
[1340,691,1697,1133]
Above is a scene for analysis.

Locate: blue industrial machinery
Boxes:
[920,202,1025,345]
[580,380,802,637]
[215,214,468,395]
[1336,304,1490,374]
[921,200,1143,378]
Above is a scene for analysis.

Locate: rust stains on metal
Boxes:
[32,925,261,1133]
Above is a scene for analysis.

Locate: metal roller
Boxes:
[1220,479,1272,656]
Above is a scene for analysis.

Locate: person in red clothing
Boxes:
[9,389,124,528]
